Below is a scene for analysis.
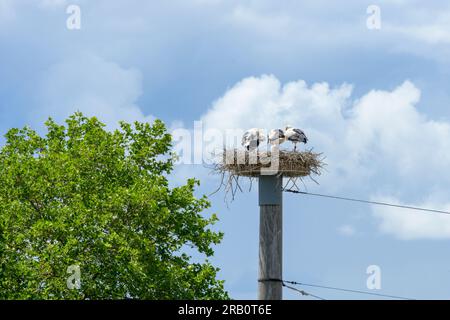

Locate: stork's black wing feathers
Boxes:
[293,128,305,135]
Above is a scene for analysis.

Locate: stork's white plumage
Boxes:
[242,128,265,151]
[285,125,308,151]
[267,129,286,145]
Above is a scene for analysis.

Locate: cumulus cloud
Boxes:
[228,4,292,37]
[34,53,154,128]
[199,74,450,239]
[348,81,450,185]
[201,74,352,146]
[387,10,450,45]
[372,196,450,240]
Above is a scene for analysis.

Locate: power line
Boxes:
[284,190,450,215]
[283,279,415,300]
[260,278,414,300]
[259,278,326,300]
[282,282,326,300]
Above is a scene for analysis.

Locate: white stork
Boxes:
[267,129,286,146]
[241,128,265,151]
[285,125,308,151]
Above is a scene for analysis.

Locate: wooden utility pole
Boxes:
[258,174,283,300]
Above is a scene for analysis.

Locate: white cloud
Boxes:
[347,81,450,182]
[199,74,450,239]
[228,4,292,36]
[372,197,450,240]
[395,25,450,45]
[34,53,154,129]
[387,11,450,45]
[201,74,352,136]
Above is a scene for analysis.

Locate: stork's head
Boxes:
[285,125,293,131]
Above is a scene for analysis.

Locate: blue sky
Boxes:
[2,0,450,299]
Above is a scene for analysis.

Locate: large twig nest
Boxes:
[209,148,325,202]
[214,148,324,178]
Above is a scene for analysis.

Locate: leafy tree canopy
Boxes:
[0,113,228,299]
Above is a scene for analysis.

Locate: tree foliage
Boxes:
[0,113,228,299]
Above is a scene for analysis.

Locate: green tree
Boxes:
[0,113,228,299]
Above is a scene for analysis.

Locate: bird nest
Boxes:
[213,148,324,178]
[210,148,325,201]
